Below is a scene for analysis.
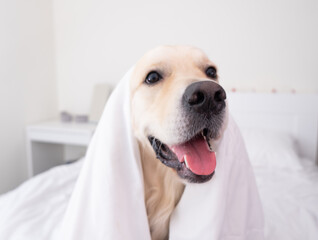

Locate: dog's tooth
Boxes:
[184,155,189,168]
[202,133,207,142]
[207,139,213,152]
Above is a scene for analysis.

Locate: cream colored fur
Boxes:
[130,45,220,239]
[139,140,184,240]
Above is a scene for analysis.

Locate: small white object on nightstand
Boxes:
[26,120,96,177]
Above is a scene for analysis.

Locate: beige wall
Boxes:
[53,0,318,115]
[0,0,57,193]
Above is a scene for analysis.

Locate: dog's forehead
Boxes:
[142,45,209,68]
[131,46,213,87]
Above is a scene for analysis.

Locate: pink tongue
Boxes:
[171,137,216,176]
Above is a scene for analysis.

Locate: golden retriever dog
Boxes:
[130,46,227,240]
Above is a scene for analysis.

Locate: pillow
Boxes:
[240,128,303,170]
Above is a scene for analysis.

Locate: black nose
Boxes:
[183,81,226,114]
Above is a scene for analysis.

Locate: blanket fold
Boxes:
[60,67,264,240]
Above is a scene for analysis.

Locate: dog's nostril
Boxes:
[214,90,226,102]
[183,81,226,114]
[188,91,205,106]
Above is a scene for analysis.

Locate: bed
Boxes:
[0,92,317,240]
[228,92,318,240]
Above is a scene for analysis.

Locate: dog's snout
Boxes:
[183,81,226,114]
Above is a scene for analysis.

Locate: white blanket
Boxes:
[0,160,82,240]
[59,68,264,239]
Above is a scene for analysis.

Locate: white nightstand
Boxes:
[26,120,97,177]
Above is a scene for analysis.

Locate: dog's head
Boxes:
[131,46,227,183]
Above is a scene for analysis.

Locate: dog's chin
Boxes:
[148,128,218,184]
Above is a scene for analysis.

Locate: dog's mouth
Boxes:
[148,128,216,183]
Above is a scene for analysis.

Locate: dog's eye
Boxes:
[145,71,162,84]
[206,66,217,79]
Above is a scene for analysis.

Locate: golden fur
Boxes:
[130,45,220,239]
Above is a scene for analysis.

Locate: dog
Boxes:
[130,46,227,240]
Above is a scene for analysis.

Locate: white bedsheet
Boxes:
[254,159,318,240]
[0,152,317,239]
[0,160,82,240]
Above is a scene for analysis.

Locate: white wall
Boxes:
[53,0,318,115]
[0,0,57,194]
[1,0,316,193]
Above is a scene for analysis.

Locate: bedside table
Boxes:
[26,120,97,177]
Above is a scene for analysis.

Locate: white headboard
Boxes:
[227,92,318,163]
